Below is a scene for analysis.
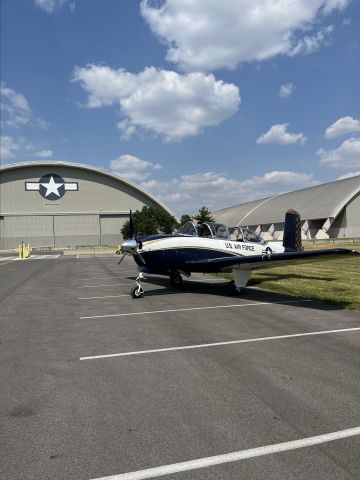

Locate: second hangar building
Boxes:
[213,175,360,240]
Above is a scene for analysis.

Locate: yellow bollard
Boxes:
[18,244,22,258]
[28,243,31,257]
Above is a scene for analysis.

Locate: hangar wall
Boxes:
[0,162,174,249]
[213,175,360,240]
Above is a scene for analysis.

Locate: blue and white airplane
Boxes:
[118,209,357,298]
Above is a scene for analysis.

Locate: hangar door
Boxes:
[3,216,54,248]
[54,215,99,246]
[100,214,127,246]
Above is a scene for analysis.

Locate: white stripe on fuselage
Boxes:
[140,236,284,257]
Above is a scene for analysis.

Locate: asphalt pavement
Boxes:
[0,254,359,480]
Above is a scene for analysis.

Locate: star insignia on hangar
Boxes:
[25,173,78,200]
[41,175,64,198]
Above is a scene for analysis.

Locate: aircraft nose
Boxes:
[121,238,137,253]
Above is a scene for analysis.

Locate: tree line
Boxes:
[121,205,215,239]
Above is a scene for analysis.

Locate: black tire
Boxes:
[131,286,144,298]
[170,273,183,287]
[227,280,240,296]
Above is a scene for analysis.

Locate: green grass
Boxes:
[217,242,360,311]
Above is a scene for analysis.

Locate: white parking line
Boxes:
[80,326,360,361]
[78,294,130,300]
[90,426,360,480]
[80,299,311,319]
[79,283,135,288]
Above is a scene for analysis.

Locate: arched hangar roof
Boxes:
[0,160,176,218]
[213,175,360,226]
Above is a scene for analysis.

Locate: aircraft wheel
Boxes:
[170,273,183,287]
[227,280,240,296]
[131,286,144,299]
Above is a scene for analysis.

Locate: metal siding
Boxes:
[4,216,54,248]
[54,215,99,246]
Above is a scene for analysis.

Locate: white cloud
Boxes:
[287,25,334,56]
[0,83,49,130]
[140,0,349,71]
[256,123,307,145]
[34,0,68,13]
[141,170,315,214]
[73,65,240,141]
[110,154,162,182]
[0,84,31,127]
[33,149,53,158]
[0,136,19,159]
[337,171,360,180]
[279,83,295,98]
[324,116,360,139]
[317,137,360,168]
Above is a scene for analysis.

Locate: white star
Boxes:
[41,176,63,197]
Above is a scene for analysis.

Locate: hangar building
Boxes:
[213,175,360,240]
[0,161,175,249]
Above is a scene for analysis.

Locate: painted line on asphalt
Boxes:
[78,294,130,300]
[90,426,360,480]
[80,326,360,361]
[78,276,136,281]
[79,283,135,288]
[80,299,311,319]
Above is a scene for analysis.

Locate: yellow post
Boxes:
[28,243,31,257]
[18,244,22,258]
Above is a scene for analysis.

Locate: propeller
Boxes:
[119,210,146,266]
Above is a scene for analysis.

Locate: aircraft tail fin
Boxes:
[283,209,303,252]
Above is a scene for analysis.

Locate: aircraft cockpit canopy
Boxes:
[178,221,266,245]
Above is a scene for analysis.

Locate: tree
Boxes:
[179,214,193,225]
[121,205,178,239]
[193,206,215,223]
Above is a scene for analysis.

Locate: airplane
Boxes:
[117,209,358,298]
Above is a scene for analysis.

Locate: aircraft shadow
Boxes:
[121,274,348,311]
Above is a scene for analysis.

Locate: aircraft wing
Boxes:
[186,248,359,272]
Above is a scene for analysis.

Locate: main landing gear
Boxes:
[131,272,145,299]
[227,280,241,296]
[170,272,183,287]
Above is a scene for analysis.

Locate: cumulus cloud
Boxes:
[140,0,349,71]
[73,65,240,141]
[34,0,69,13]
[317,137,360,168]
[256,123,307,145]
[0,83,49,130]
[324,116,360,139]
[279,83,295,98]
[0,136,19,159]
[141,170,315,213]
[110,154,162,182]
[0,84,31,127]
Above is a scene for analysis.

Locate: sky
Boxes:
[1,0,359,216]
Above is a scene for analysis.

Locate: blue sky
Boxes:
[1,0,359,215]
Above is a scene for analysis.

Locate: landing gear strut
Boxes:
[131,272,145,299]
[170,272,183,287]
[227,280,241,296]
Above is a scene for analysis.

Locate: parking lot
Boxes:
[1,254,359,480]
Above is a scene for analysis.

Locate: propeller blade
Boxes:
[129,209,134,239]
[118,253,127,265]
[134,252,146,265]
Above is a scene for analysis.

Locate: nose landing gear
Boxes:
[131,272,145,298]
